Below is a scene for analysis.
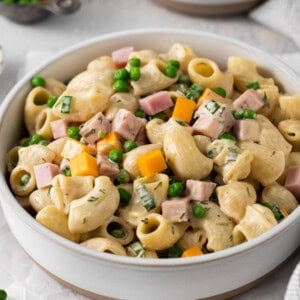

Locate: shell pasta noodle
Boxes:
[6,42,300,259]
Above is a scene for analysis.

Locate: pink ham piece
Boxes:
[162,198,189,223]
[112,46,134,68]
[33,162,60,189]
[193,100,235,139]
[186,180,216,201]
[79,112,111,144]
[112,108,145,140]
[139,91,173,116]
[233,119,260,142]
[97,154,119,181]
[285,166,300,198]
[233,89,264,111]
[134,118,147,145]
[50,119,68,139]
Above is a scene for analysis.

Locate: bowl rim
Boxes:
[1,28,300,268]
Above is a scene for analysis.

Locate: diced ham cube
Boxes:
[112,46,134,68]
[50,119,68,139]
[135,118,147,145]
[79,112,111,144]
[162,198,189,223]
[193,100,235,139]
[285,166,300,198]
[233,89,264,111]
[112,108,145,140]
[97,154,119,181]
[186,180,216,201]
[233,119,260,142]
[139,91,173,116]
[34,162,60,189]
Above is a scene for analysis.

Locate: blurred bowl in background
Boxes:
[0,0,80,23]
[152,0,265,16]
[0,46,4,75]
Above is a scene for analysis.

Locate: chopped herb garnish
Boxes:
[205,100,220,114]
[141,218,149,224]
[167,245,183,258]
[216,222,228,226]
[118,188,131,205]
[214,87,226,98]
[136,183,156,211]
[127,241,145,258]
[60,95,72,113]
[262,202,283,220]
[246,80,260,90]
[85,128,96,138]
[246,186,251,197]
[154,181,162,190]
[99,189,106,194]
[98,130,106,138]
[87,196,99,202]
[219,132,236,141]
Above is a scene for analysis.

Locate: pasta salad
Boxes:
[6,43,299,258]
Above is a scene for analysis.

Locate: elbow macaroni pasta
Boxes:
[6,43,299,259]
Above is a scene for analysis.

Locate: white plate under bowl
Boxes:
[0,29,299,300]
[153,0,265,16]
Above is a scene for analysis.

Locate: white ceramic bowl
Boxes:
[0,29,299,300]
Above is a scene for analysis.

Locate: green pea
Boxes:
[47,96,58,108]
[63,167,72,177]
[31,76,45,87]
[177,75,191,86]
[114,68,130,81]
[0,289,7,300]
[219,132,236,141]
[98,130,106,139]
[20,174,30,186]
[108,149,123,163]
[124,140,138,153]
[149,112,167,121]
[164,65,178,78]
[167,59,180,69]
[232,109,244,120]
[113,80,129,92]
[167,245,183,258]
[38,140,49,146]
[30,134,42,144]
[168,182,184,198]
[129,57,141,67]
[117,168,130,184]
[21,138,31,147]
[118,188,132,205]
[214,87,226,98]
[129,67,141,81]
[135,108,146,119]
[243,109,256,119]
[193,204,206,219]
[67,126,80,140]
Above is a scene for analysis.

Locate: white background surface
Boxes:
[0,0,299,299]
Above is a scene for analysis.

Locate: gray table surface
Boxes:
[0,1,299,299]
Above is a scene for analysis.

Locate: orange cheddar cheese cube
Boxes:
[69,152,98,177]
[181,246,203,258]
[96,131,122,155]
[61,138,96,160]
[197,88,226,108]
[137,149,167,177]
[172,96,196,124]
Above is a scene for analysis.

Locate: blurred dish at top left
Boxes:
[0,46,4,75]
[0,0,80,23]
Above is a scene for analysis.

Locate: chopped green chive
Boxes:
[205,100,220,114]
[127,241,145,257]
[63,167,72,177]
[60,96,72,113]
[107,222,126,239]
[262,202,283,220]
[243,109,256,119]
[30,133,43,145]
[135,108,146,119]
[87,196,99,202]
[149,112,167,121]
[177,74,191,85]
[136,183,156,211]
[232,108,244,120]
